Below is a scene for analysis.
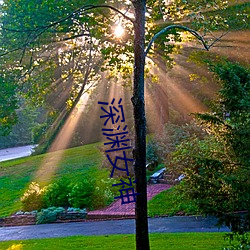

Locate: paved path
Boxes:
[0,145,37,162]
[0,216,230,241]
[88,184,171,218]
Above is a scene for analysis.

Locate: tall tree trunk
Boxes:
[132,1,150,250]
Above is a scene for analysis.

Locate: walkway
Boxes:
[88,184,171,219]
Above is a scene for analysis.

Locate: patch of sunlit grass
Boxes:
[0,233,230,250]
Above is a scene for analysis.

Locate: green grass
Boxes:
[0,233,230,250]
[0,142,106,217]
[148,186,199,217]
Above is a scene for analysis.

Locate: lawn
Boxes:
[0,142,106,217]
[0,140,199,218]
[148,186,199,217]
[0,233,231,250]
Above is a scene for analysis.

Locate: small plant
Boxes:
[21,182,45,211]
[67,207,87,213]
[36,206,64,224]
[223,233,250,250]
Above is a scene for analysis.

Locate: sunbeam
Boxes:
[35,92,90,184]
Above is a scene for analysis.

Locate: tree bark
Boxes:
[132,1,150,250]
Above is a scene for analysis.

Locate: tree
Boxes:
[168,61,250,234]
[0,73,18,136]
[0,1,244,249]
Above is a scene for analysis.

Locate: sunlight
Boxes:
[6,244,23,250]
[144,56,208,128]
[114,24,125,38]
[34,48,212,184]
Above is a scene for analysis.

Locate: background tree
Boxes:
[0,73,18,136]
[168,60,250,233]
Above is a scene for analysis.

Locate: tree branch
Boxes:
[205,30,230,49]
[36,4,134,31]
[145,25,210,56]
[83,5,134,23]
[0,4,134,57]
[1,4,134,33]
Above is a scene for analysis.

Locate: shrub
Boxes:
[67,207,86,213]
[36,206,64,224]
[223,233,250,250]
[68,180,94,209]
[21,182,45,211]
[92,178,118,209]
[43,177,71,208]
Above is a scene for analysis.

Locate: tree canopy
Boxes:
[1,0,247,134]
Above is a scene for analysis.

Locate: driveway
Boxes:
[0,145,37,162]
[0,216,230,241]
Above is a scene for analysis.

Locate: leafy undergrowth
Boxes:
[148,186,200,217]
[0,233,230,250]
[0,142,107,217]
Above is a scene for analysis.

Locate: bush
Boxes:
[223,233,250,250]
[21,182,45,211]
[68,179,94,209]
[43,177,71,208]
[36,206,64,224]
[22,176,115,212]
[92,178,118,209]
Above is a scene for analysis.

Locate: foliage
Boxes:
[209,2,250,30]
[223,232,250,250]
[22,175,114,211]
[92,178,117,209]
[36,206,64,224]
[167,61,250,233]
[168,135,240,212]
[68,179,94,209]
[0,104,44,148]
[20,182,45,212]
[43,178,71,208]
[146,122,206,171]
[0,0,241,135]
[67,207,86,213]
[0,75,18,136]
